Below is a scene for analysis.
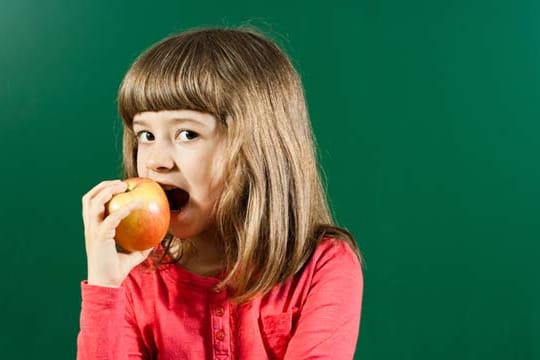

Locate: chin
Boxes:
[169,218,217,241]
[168,226,195,240]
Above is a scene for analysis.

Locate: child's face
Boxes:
[133,110,226,243]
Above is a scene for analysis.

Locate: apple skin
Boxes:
[105,177,170,252]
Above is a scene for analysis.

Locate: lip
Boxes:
[153,180,186,192]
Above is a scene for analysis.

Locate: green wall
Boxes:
[1,0,538,359]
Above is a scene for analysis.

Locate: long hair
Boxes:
[117,26,361,303]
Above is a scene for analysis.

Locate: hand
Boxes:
[82,180,153,287]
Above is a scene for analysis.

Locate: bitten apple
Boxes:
[105,177,170,252]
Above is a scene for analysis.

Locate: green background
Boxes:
[1,0,538,359]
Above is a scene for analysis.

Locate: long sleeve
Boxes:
[76,281,149,360]
[284,241,364,359]
[76,239,363,359]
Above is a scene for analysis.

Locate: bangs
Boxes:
[118,33,228,127]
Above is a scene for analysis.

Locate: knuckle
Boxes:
[104,214,120,228]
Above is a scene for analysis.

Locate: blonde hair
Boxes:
[117,26,361,303]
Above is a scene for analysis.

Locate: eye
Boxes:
[177,130,199,142]
[135,130,154,143]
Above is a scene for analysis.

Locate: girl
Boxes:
[78,27,363,359]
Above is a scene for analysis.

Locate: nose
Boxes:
[145,142,175,173]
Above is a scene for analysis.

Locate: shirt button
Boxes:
[215,306,225,316]
[215,329,226,341]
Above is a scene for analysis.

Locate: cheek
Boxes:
[190,157,225,200]
[208,142,227,188]
[135,150,145,176]
[207,159,227,199]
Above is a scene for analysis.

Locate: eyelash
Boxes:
[135,130,199,143]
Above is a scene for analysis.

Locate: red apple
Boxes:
[105,177,170,252]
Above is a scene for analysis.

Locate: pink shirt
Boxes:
[77,237,363,359]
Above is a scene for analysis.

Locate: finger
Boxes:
[119,248,154,270]
[93,181,129,208]
[87,182,129,223]
[101,199,144,232]
[83,180,124,202]
[82,180,124,225]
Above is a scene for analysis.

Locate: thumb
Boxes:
[119,248,154,273]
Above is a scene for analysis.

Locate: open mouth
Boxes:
[161,185,190,212]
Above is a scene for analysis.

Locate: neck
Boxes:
[171,233,225,277]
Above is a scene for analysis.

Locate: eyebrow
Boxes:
[132,117,205,127]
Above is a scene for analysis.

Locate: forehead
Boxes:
[133,110,217,129]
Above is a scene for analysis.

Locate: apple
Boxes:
[105,177,170,252]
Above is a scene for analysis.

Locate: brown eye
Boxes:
[177,130,199,141]
[136,131,154,142]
